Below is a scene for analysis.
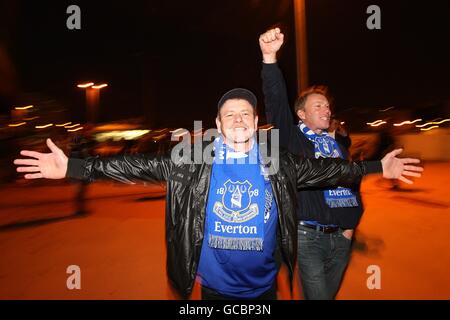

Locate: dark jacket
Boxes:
[262,63,364,228]
[67,143,381,297]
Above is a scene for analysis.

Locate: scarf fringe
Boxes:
[209,235,263,251]
[326,198,359,208]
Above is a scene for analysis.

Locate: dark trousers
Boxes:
[201,282,277,300]
[297,224,352,300]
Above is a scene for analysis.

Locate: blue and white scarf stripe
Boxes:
[298,121,358,208]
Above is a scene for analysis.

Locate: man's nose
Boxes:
[321,107,331,116]
[234,114,243,122]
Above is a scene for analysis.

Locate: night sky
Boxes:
[1,0,449,130]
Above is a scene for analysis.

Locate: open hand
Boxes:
[381,149,423,184]
[14,138,68,179]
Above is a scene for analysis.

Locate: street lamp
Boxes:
[92,84,108,89]
[77,82,108,124]
[293,0,309,91]
[77,82,94,89]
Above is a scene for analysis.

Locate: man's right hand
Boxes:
[14,138,69,179]
[259,27,284,64]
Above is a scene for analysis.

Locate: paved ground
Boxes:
[0,162,448,300]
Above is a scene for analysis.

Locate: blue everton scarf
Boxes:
[206,138,267,251]
[298,122,358,208]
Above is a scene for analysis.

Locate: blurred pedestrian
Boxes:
[70,131,95,215]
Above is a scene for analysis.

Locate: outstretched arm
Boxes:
[14,138,173,183]
[294,148,423,188]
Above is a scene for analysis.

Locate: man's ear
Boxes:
[297,109,306,121]
[254,115,258,129]
[216,117,221,133]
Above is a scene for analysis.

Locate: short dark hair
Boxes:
[294,85,333,113]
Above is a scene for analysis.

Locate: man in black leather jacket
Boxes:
[14,88,422,299]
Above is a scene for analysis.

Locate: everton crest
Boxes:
[213,179,259,223]
[314,136,340,158]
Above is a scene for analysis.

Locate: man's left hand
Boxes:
[381,149,423,184]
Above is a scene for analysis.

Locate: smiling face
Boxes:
[216,99,258,149]
[296,93,331,134]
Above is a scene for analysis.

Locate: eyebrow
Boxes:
[223,108,253,114]
[313,102,329,106]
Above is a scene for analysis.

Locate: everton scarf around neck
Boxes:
[206,137,267,251]
[298,121,358,208]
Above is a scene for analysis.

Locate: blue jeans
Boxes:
[297,224,352,300]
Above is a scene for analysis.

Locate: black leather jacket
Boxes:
[67,145,381,297]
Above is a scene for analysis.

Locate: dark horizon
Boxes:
[1,0,449,130]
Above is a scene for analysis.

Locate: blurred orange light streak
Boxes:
[261,125,274,131]
[431,119,449,125]
[367,120,385,126]
[416,119,450,128]
[420,126,439,131]
[77,82,94,88]
[92,84,108,89]
[64,123,81,129]
[67,127,84,132]
[8,122,26,127]
[35,124,54,129]
[15,105,34,110]
[393,119,422,126]
[152,134,167,140]
[56,122,72,127]
[370,121,387,127]
[173,130,189,138]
